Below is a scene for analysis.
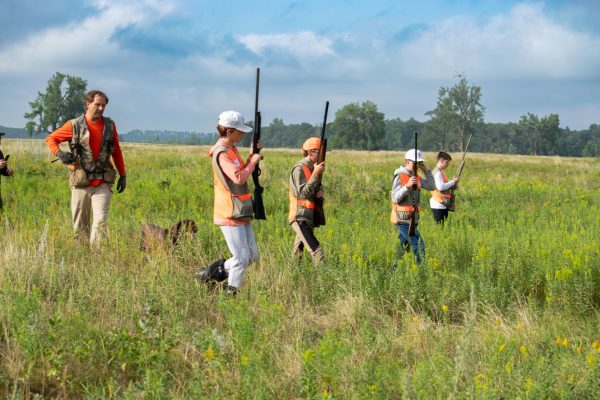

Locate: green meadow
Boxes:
[1,139,599,399]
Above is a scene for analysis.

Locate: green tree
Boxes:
[582,124,600,157]
[426,77,485,151]
[24,72,87,136]
[330,101,385,150]
[518,113,560,155]
[424,93,455,150]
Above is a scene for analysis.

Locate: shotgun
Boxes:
[408,132,418,236]
[455,133,473,179]
[448,133,472,211]
[251,67,266,220]
[313,101,329,227]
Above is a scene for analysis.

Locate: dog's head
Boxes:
[169,219,198,245]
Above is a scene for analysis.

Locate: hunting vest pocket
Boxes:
[103,167,117,185]
[396,210,413,224]
[232,195,254,219]
[69,167,90,188]
[442,194,454,207]
[391,206,421,225]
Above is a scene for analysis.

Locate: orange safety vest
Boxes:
[288,162,316,223]
[212,145,253,220]
[431,169,453,204]
[390,172,422,224]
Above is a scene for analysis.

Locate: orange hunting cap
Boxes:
[302,137,321,151]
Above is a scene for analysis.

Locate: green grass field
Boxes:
[1,139,599,399]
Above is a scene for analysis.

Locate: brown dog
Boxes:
[140,219,198,251]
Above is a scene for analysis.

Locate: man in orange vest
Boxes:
[288,137,326,263]
[430,151,460,224]
[391,149,435,263]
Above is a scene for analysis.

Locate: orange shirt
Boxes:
[46,116,126,187]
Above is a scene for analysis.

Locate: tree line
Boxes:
[23,72,600,157]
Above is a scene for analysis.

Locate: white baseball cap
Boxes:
[405,149,424,162]
[218,110,253,133]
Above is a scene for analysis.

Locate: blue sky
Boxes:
[0,0,598,134]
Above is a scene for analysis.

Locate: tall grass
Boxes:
[1,139,599,398]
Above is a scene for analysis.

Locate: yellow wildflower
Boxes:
[520,345,528,357]
[592,341,599,350]
[429,257,441,270]
[203,345,215,361]
[587,353,597,366]
[441,304,448,313]
[474,373,488,392]
[303,349,315,363]
[524,377,533,392]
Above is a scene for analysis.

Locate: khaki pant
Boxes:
[291,221,324,263]
[71,183,112,244]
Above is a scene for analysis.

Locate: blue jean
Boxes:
[396,223,425,263]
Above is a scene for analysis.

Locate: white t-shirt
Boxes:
[430,169,456,209]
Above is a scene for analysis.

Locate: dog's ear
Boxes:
[170,221,183,245]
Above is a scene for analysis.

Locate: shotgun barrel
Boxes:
[251,67,266,220]
[408,132,418,236]
[313,101,329,227]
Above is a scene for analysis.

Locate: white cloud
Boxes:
[394,3,600,80]
[236,31,335,59]
[0,0,175,74]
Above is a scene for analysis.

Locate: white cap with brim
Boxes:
[405,149,424,162]
[218,110,253,133]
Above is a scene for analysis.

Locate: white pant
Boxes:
[220,224,259,289]
[71,183,112,245]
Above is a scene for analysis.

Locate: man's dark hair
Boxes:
[85,90,109,105]
[437,151,452,161]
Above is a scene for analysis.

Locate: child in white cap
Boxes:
[390,148,435,264]
[196,111,263,294]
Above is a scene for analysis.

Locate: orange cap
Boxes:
[302,137,321,151]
